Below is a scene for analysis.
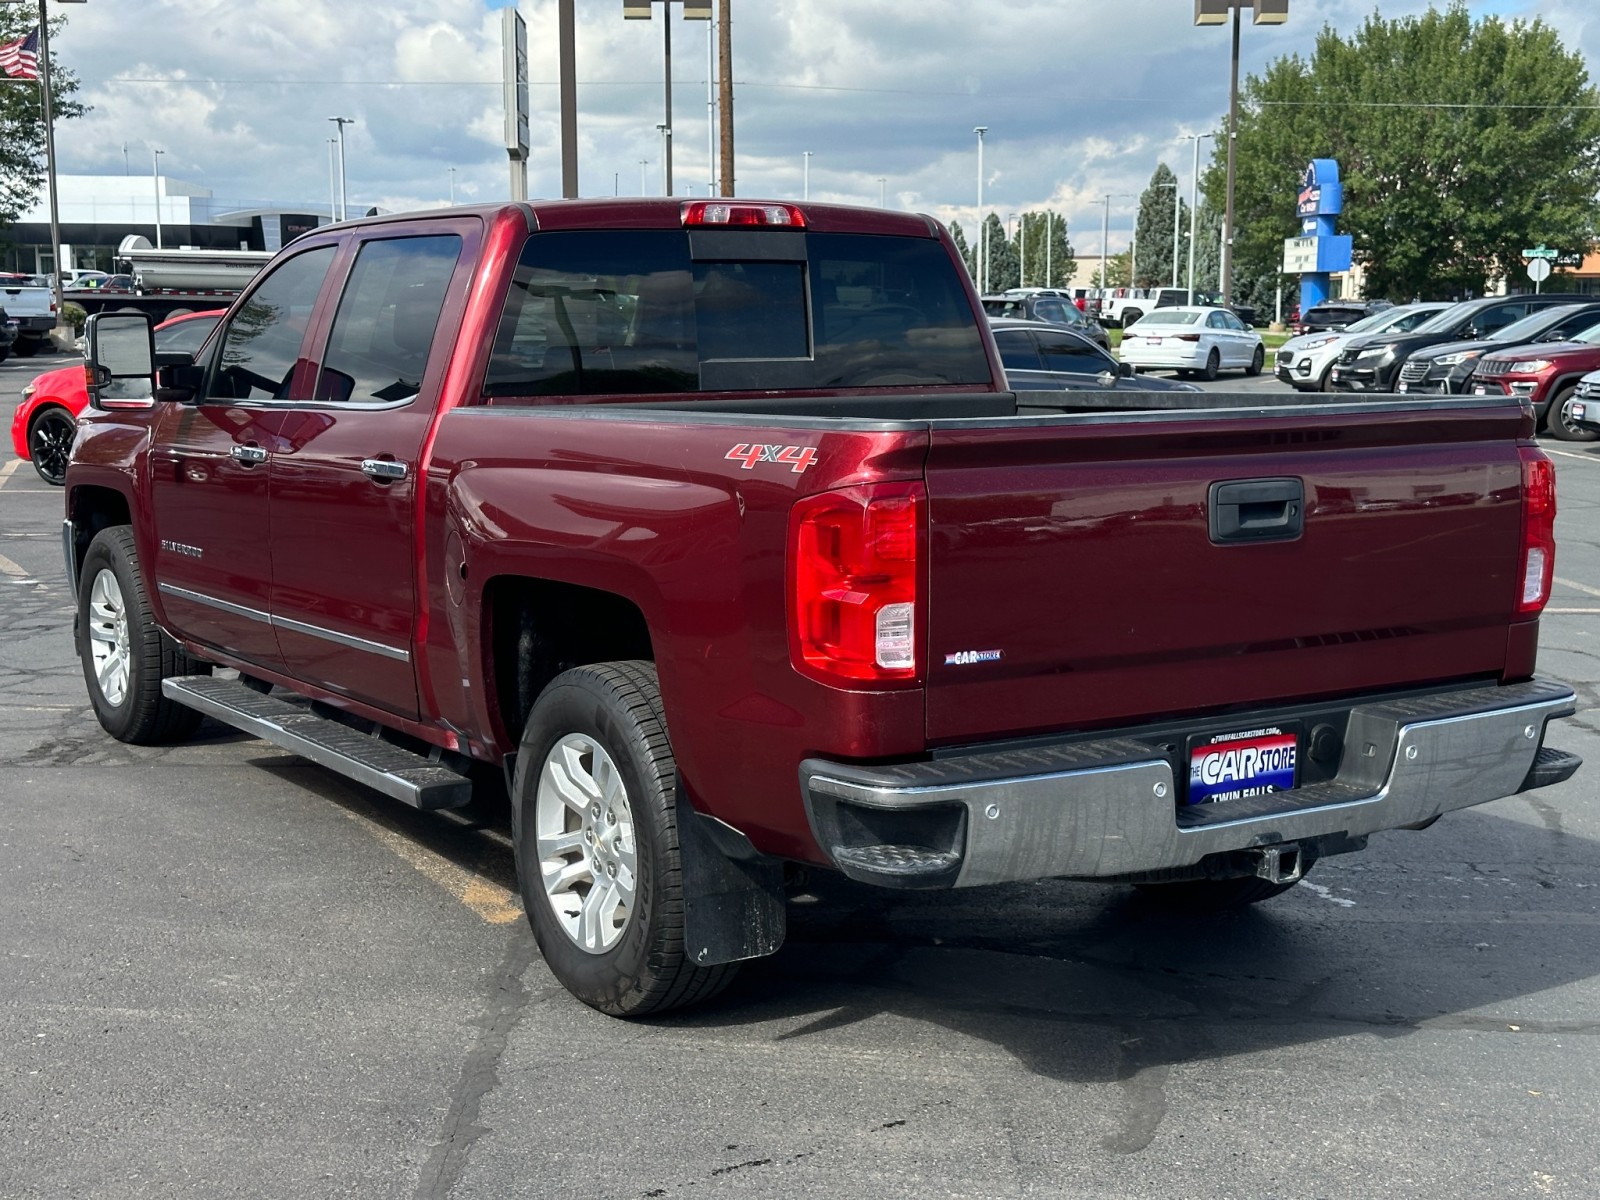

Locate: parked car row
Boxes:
[981,288,1109,348]
[1322,292,1600,439]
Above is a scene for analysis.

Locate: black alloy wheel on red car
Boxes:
[27,406,75,486]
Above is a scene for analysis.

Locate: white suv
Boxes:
[1275,302,1450,391]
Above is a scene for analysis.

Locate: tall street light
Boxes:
[1100,193,1135,288]
[624,0,712,197]
[329,116,355,221]
[656,123,671,195]
[151,147,163,249]
[877,177,887,207]
[973,126,988,293]
[1183,132,1216,303]
[803,149,812,200]
[1194,0,1288,304]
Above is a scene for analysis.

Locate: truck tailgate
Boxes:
[922,403,1529,745]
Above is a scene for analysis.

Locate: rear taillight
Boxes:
[789,482,924,686]
[1517,447,1555,616]
[682,200,806,228]
[1175,333,1202,342]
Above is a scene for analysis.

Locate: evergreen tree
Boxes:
[1090,251,1131,289]
[1133,165,1188,289]
[980,212,1017,292]
[948,221,974,282]
[1013,211,1076,290]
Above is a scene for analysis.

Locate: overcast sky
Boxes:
[36,0,1600,258]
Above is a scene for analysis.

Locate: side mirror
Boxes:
[1096,370,1118,388]
[85,312,155,409]
[1119,361,1136,378]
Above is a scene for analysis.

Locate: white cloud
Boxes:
[32,0,1582,256]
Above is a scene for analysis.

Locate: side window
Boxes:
[211,247,336,400]
[1545,311,1600,341]
[1036,331,1109,375]
[1476,303,1528,335]
[314,235,462,404]
[1033,300,1068,323]
[1207,311,1227,329]
[992,330,1041,371]
[1222,311,1247,331]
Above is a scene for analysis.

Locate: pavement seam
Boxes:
[413,930,546,1200]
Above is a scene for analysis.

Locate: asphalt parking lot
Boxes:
[3,349,1599,1199]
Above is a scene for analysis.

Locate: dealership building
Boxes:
[3,173,328,277]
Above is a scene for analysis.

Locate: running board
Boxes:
[162,676,473,810]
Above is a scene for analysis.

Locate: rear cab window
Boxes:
[483,230,990,400]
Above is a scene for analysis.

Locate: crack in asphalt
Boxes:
[412,930,545,1200]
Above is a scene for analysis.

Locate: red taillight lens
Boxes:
[1517,447,1555,616]
[789,482,924,686]
[1174,333,1202,342]
[681,200,806,228]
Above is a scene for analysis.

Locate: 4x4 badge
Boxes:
[725,444,817,473]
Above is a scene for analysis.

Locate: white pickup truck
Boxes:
[0,273,58,357]
[1101,286,1190,330]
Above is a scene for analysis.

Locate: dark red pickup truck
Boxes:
[67,199,1580,1017]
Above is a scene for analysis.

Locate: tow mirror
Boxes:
[84,312,155,410]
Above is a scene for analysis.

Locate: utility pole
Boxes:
[718,0,734,195]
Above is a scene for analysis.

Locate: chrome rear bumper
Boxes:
[801,680,1578,889]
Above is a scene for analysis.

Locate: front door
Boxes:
[147,244,338,671]
[267,229,471,720]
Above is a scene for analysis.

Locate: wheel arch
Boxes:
[65,484,134,588]
[481,574,655,753]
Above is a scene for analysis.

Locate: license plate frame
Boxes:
[1185,722,1302,806]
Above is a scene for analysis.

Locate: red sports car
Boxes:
[11,309,224,485]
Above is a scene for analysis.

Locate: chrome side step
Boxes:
[162,676,473,810]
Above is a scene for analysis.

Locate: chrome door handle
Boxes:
[229,444,268,464]
[361,458,408,481]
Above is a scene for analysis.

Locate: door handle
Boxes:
[1209,478,1304,544]
[361,458,408,482]
[229,444,268,465]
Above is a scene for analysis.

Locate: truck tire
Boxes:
[1133,870,1308,912]
[14,336,38,357]
[512,661,739,1017]
[78,527,209,744]
[27,406,75,486]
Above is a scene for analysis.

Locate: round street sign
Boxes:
[1528,258,1552,283]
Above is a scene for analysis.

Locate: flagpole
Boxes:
[36,0,65,325]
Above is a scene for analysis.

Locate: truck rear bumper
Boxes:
[800,679,1578,889]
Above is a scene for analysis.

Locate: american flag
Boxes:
[0,27,40,82]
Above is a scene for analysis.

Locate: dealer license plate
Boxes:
[1330,368,1342,383]
[1572,401,1588,421]
[1396,381,1409,393]
[1473,385,1488,395]
[1186,724,1300,805]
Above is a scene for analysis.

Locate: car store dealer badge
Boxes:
[1187,725,1299,805]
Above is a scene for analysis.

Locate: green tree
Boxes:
[1090,250,1131,289]
[1013,211,1075,290]
[0,11,87,236]
[948,220,974,281]
[1202,3,1600,306]
[1133,164,1188,289]
[980,212,1017,292]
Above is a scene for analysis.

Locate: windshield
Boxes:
[1411,304,1471,334]
[1492,306,1590,344]
[1135,310,1201,326]
[1346,308,1411,334]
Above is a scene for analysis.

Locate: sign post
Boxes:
[1282,159,1352,316]
[1522,246,1558,295]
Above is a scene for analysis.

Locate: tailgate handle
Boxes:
[1209,478,1303,544]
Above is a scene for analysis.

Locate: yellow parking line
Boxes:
[339,804,524,925]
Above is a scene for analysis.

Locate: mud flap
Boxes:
[676,795,787,967]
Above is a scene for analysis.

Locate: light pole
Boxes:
[1183,132,1215,304]
[329,116,354,221]
[803,150,812,200]
[1195,0,1288,304]
[974,126,988,293]
[878,177,887,207]
[447,166,456,205]
[151,148,163,249]
[624,0,713,197]
[326,139,338,222]
[639,159,649,195]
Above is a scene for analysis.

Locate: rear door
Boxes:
[919,405,1527,744]
[266,224,475,720]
